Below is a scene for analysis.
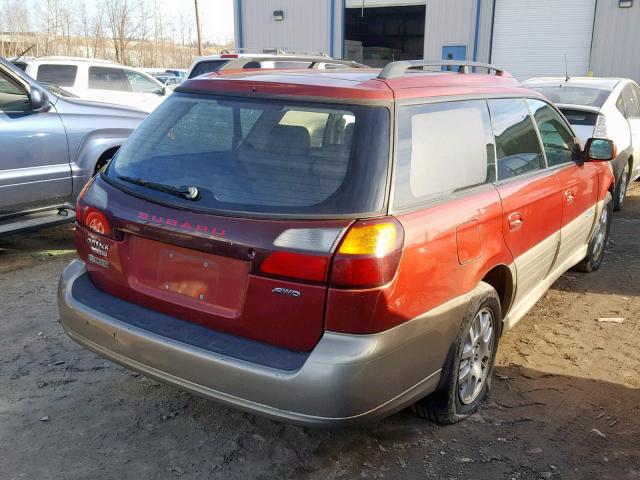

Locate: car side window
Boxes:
[623,84,640,119]
[527,99,578,167]
[88,66,131,91]
[36,64,77,87]
[0,70,30,112]
[634,84,640,116]
[393,99,496,208]
[488,98,545,180]
[125,70,162,94]
[616,93,626,117]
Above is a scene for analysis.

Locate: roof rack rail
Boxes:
[378,60,505,79]
[31,56,118,64]
[221,48,285,54]
[216,56,368,72]
[219,48,330,57]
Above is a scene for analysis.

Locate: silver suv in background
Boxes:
[0,57,146,236]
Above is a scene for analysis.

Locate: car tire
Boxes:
[613,163,630,211]
[411,281,502,424]
[574,191,613,273]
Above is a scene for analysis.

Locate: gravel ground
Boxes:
[1,184,639,480]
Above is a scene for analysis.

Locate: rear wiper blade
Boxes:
[117,176,200,200]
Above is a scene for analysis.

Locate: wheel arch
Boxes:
[480,264,515,322]
[69,129,133,199]
[93,146,120,175]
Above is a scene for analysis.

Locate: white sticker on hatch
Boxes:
[88,254,110,269]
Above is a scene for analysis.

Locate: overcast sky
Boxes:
[196,0,235,44]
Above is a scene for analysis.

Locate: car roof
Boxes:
[524,77,625,90]
[177,65,533,103]
[24,56,118,65]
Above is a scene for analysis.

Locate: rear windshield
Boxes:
[528,85,610,108]
[107,93,390,217]
[560,108,598,126]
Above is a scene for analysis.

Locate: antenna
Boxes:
[14,44,34,63]
[565,52,570,82]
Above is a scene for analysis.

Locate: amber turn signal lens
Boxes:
[337,223,397,257]
[331,218,404,289]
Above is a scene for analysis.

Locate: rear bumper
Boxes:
[58,260,456,427]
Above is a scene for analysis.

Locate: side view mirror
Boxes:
[27,85,51,112]
[584,138,616,162]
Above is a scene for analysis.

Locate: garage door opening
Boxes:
[344,4,425,67]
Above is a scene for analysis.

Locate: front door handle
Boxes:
[508,212,523,230]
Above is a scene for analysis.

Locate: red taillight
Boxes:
[84,209,112,237]
[221,54,239,58]
[261,251,328,283]
[76,181,113,238]
[330,217,404,289]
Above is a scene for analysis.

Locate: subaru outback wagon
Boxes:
[58,60,616,426]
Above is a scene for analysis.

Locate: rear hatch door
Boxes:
[77,91,391,352]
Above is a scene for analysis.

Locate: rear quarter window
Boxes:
[393,100,496,209]
[36,64,77,87]
[622,84,640,119]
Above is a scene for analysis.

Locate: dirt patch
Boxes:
[0,224,76,273]
[1,185,639,480]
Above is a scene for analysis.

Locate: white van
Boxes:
[13,57,170,112]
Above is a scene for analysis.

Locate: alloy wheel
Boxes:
[618,168,628,205]
[592,205,609,262]
[458,308,495,405]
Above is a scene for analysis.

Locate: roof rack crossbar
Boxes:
[217,56,368,72]
[378,60,505,79]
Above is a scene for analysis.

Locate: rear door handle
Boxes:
[565,190,575,204]
[508,212,523,230]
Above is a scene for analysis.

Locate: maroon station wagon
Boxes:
[58,61,615,426]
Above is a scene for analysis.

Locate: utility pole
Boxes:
[194,0,203,56]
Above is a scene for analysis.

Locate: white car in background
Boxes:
[12,57,170,113]
[525,77,640,210]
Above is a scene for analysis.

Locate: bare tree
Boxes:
[92,4,105,59]
[105,0,137,64]
[0,0,231,68]
[59,0,75,56]
[1,0,32,58]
